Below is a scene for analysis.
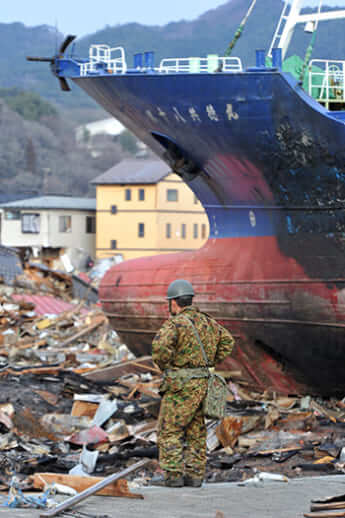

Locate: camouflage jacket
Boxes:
[152,305,234,372]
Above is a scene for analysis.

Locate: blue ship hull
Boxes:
[55,60,345,394]
[73,69,345,279]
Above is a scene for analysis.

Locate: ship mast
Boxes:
[268,0,345,60]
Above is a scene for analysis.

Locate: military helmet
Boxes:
[166,279,195,299]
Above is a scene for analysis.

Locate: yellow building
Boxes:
[91,159,209,261]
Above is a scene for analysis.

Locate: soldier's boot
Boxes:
[184,475,203,488]
[150,472,184,487]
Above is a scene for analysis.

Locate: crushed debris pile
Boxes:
[1,256,74,302]
[0,294,128,372]
[20,263,75,301]
[1,292,345,493]
[0,246,98,307]
[2,263,345,497]
[207,391,345,483]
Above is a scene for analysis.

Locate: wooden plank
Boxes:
[304,512,345,518]
[71,400,98,418]
[56,314,106,349]
[311,503,345,512]
[39,459,148,518]
[84,356,158,382]
[34,390,59,406]
[0,366,65,377]
[119,379,161,399]
[32,472,143,498]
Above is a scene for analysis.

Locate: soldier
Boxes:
[151,279,235,488]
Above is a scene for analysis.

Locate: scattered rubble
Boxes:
[2,247,345,510]
[0,245,98,306]
[38,460,148,518]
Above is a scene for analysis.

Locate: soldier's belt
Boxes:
[164,367,209,382]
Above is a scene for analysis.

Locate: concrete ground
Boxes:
[0,475,345,518]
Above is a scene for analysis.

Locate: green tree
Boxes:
[118,130,138,154]
[0,88,57,121]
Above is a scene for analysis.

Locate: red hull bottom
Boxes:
[100,236,345,395]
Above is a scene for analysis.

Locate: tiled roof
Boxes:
[0,196,96,211]
[90,159,171,185]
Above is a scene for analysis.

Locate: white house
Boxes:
[0,196,96,260]
[75,118,125,142]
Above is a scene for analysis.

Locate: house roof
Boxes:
[0,196,96,211]
[90,159,171,185]
[0,193,40,204]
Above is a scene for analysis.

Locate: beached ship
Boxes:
[30,0,345,394]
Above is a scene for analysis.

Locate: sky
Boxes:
[2,0,345,36]
[1,0,228,36]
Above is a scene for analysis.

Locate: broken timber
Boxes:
[84,356,159,382]
[39,459,149,518]
[32,472,143,498]
[311,503,345,512]
[304,512,345,518]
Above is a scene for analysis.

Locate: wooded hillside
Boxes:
[2,1,344,111]
[0,93,138,196]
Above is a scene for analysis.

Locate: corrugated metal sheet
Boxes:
[12,294,83,316]
[0,246,23,285]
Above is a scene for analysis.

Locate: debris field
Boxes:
[1,260,345,508]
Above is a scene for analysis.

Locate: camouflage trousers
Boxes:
[157,378,208,479]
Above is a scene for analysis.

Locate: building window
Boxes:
[111,205,117,214]
[138,189,145,201]
[181,223,186,239]
[167,189,178,202]
[22,213,40,234]
[111,239,117,249]
[166,223,171,239]
[138,222,145,237]
[5,210,20,220]
[125,188,131,201]
[201,223,207,239]
[193,223,198,239]
[59,215,72,233]
[86,216,96,234]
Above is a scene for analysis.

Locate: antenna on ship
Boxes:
[299,0,322,83]
[269,0,345,61]
[224,0,257,57]
[55,20,59,54]
[26,35,76,92]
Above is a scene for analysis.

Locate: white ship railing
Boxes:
[158,56,243,74]
[79,45,243,75]
[309,59,345,108]
[80,45,127,75]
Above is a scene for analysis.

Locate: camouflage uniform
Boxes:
[152,305,234,480]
